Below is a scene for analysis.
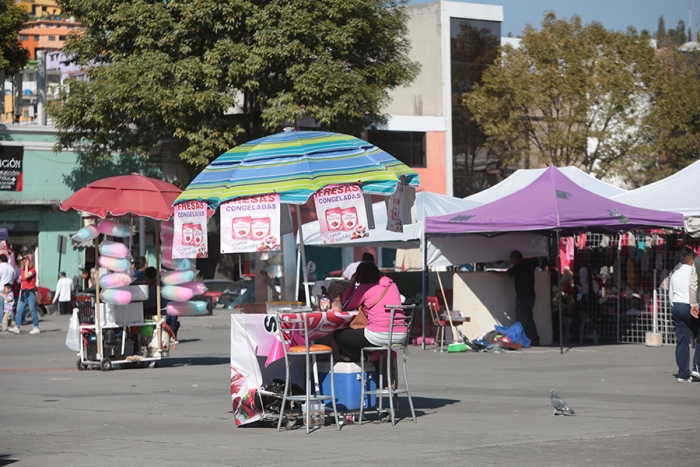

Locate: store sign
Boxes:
[0,220,39,232]
[173,201,209,258]
[313,183,369,244]
[220,194,282,253]
[0,146,23,191]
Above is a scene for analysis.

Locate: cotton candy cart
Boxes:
[61,174,207,371]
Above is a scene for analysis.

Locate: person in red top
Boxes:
[8,257,40,334]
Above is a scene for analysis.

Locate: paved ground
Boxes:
[1,311,699,467]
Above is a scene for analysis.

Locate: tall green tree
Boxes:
[666,19,687,46]
[0,0,29,75]
[637,47,700,184]
[464,13,659,182]
[49,0,418,167]
[656,15,666,47]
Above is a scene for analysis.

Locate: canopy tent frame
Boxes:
[424,166,685,353]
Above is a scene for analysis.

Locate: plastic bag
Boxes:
[494,322,531,348]
[65,310,80,352]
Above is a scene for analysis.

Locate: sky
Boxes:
[410,0,693,37]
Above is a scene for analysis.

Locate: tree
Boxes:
[666,19,687,46]
[49,0,419,166]
[464,13,659,182]
[656,15,666,47]
[0,0,29,76]
[637,47,700,184]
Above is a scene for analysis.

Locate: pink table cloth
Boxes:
[230,311,356,426]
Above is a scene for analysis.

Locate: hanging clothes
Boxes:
[627,258,636,289]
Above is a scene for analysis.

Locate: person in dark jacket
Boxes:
[507,250,539,346]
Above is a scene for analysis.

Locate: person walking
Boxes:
[1,282,15,332]
[53,272,73,315]
[8,257,40,334]
[671,248,700,382]
[0,254,15,316]
[507,250,540,346]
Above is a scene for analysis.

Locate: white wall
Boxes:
[384,2,443,117]
[452,271,552,345]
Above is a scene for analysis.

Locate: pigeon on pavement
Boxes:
[550,390,575,416]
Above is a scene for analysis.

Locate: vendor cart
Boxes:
[61,174,183,371]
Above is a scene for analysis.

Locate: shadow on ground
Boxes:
[160,356,229,367]
[0,453,18,466]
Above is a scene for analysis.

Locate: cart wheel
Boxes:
[99,358,113,371]
[76,358,88,371]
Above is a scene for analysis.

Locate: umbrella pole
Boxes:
[557,230,563,355]
[94,233,103,360]
[295,207,311,308]
[295,246,301,302]
[421,231,428,350]
[156,220,162,353]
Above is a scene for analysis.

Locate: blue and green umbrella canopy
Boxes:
[175,130,420,208]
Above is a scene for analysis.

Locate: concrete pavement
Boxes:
[1,311,699,466]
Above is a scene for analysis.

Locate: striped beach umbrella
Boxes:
[175,130,420,207]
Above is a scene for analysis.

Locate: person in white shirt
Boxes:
[342,252,375,281]
[53,272,73,316]
[0,254,15,316]
[669,248,700,383]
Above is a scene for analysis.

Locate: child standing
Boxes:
[1,283,15,333]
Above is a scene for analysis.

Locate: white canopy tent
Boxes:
[613,160,700,235]
[465,166,626,205]
[301,191,481,249]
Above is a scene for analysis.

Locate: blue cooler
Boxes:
[318,362,377,411]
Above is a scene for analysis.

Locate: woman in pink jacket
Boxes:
[334,262,406,362]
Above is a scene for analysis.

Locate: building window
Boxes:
[48,35,56,41]
[450,18,501,197]
[59,36,66,41]
[368,130,426,168]
[19,35,28,41]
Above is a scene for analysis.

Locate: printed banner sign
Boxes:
[0,146,23,191]
[313,184,369,244]
[173,201,209,258]
[220,194,282,253]
[386,181,405,233]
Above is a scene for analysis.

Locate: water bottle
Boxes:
[319,286,330,312]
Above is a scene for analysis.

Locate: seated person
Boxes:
[132,256,147,283]
[333,262,405,362]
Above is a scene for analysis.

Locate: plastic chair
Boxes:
[275,312,340,433]
[427,296,446,352]
[359,304,417,426]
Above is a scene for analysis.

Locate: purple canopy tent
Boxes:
[424,166,684,353]
[427,166,683,234]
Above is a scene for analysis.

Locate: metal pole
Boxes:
[138,173,146,257]
[557,231,563,354]
[421,231,428,350]
[94,234,103,359]
[295,206,311,307]
[617,245,621,343]
[156,221,162,352]
[295,246,301,301]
